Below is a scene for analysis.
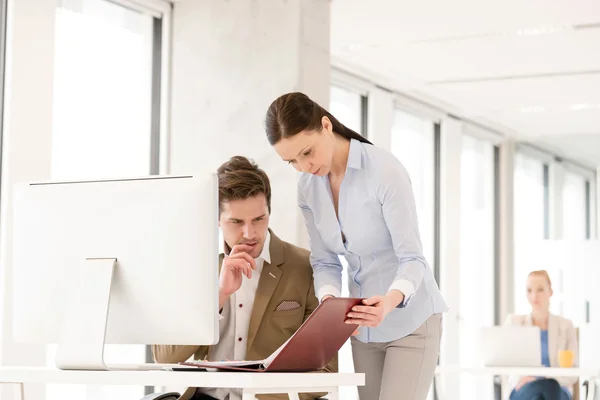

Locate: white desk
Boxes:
[0,367,364,400]
[435,365,600,400]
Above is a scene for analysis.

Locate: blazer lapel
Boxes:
[246,230,284,350]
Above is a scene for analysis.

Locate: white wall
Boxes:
[169,0,330,248]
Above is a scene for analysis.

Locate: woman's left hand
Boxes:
[346,290,405,328]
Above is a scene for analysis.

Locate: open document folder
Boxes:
[175,297,363,372]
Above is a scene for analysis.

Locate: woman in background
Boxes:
[505,270,578,400]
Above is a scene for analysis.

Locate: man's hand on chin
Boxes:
[218,244,256,309]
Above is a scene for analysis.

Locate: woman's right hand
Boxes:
[516,376,536,390]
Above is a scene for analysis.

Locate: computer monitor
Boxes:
[12,175,219,370]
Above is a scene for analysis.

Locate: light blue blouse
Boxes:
[541,330,551,367]
[297,139,448,343]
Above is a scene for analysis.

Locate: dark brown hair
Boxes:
[217,156,271,214]
[264,92,373,146]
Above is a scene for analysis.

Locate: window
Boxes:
[459,135,496,400]
[513,152,547,313]
[562,170,588,240]
[390,109,436,270]
[48,0,168,398]
[560,169,591,325]
[52,0,157,180]
[329,85,367,137]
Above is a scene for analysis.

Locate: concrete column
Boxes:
[498,140,516,320]
[549,162,565,240]
[0,0,56,399]
[438,116,462,400]
[169,0,331,250]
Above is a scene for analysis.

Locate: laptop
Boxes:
[479,326,542,367]
[175,297,363,372]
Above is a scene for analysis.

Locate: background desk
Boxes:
[0,367,365,400]
[435,365,600,400]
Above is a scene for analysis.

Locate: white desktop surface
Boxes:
[436,364,600,377]
[0,367,365,400]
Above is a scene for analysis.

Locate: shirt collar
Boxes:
[346,138,363,170]
[258,231,271,264]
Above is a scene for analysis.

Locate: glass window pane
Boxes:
[52,0,154,180]
[390,109,435,270]
[329,86,362,134]
[459,134,495,400]
[49,0,155,399]
[514,153,546,313]
[561,170,588,325]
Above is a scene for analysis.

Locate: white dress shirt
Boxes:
[198,232,271,400]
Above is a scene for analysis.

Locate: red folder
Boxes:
[178,297,363,372]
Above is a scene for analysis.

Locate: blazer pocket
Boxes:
[271,307,305,332]
[274,300,302,312]
[271,307,304,318]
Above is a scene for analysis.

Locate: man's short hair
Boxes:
[217,156,272,214]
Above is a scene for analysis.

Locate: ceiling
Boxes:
[331,0,600,167]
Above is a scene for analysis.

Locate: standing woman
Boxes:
[264,92,448,400]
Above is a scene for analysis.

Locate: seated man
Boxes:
[152,156,337,400]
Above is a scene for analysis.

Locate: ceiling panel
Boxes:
[333,29,600,82]
[534,134,600,166]
[331,0,600,164]
[332,0,600,43]
[428,74,600,109]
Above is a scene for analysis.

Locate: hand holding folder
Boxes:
[178,297,363,372]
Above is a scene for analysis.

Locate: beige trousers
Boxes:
[351,313,443,400]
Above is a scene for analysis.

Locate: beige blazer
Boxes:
[504,313,578,394]
[152,230,337,400]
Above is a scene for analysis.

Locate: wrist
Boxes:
[386,289,405,310]
[218,290,231,310]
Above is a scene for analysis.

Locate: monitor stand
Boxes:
[55,258,116,370]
